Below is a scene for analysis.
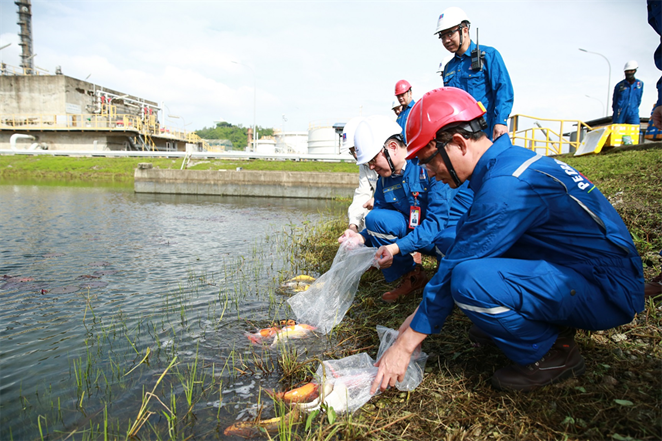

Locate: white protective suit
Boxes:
[347,163,378,231]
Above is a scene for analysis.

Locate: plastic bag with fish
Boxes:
[307,326,428,413]
[287,241,377,335]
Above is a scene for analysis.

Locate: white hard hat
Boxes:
[354,115,403,165]
[341,116,365,151]
[391,100,400,110]
[434,7,470,35]
[624,60,638,71]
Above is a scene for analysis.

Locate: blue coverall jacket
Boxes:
[649,0,662,107]
[360,160,473,282]
[396,100,415,143]
[410,135,644,365]
[443,41,514,139]
[612,78,644,124]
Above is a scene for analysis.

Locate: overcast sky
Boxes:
[1,0,659,133]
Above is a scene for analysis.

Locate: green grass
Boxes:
[0,155,358,182]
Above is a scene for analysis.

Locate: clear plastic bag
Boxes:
[309,326,429,413]
[287,241,377,335]
[375,325,428,392]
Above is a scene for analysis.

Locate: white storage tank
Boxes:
[275,131,308,154]
[307,122,340,155]
[254,139,276,155]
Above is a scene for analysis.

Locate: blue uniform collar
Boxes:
[392,159,408,177]
[468,135,511,193]
[455,40,476,59]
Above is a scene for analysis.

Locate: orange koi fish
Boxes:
[245,320,313,345]
[271,382,319,404]
[223,408,299,438]
[270,324,316,347]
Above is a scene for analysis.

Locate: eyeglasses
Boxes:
[367,149,383,166]
[438,26,461,41]
[418,149,439,166]
[418,140,448,166]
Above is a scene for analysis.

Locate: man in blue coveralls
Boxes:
[646,0,662,298]
[612,60,644,125]
[371,87,644,392]
[435,7,514,141]
[395,80,415,142]
[338,115,473,303]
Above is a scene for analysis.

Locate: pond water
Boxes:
[0,182,344,439]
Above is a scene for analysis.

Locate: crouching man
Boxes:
[339,115,473,303]
[371,87,644,392]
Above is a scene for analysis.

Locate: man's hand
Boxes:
[362,197,374,210]
[370,327,427,394]
[652,105,662,129]
[493,124,508,140]
[348,224,359,233]
[338,228,365,246]
[375,243,399,268]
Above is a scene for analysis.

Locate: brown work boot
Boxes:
[468,324,496,347]
[644,272,662,299]
[491,329,585,391]
[381,266,428,303]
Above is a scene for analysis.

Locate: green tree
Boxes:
[196,122,274,150]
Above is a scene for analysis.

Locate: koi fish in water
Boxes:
[270,324,316,347]
[223,408,299,438]
[269,382,319,404]
[280,274,316,293]
[245,322,316,346]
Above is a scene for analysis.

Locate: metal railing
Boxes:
[0,111,207,151]
[509,114,593,156]
[0,63,49,76]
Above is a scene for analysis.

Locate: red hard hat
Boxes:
[406,87,486,159]
[394,80,412,96]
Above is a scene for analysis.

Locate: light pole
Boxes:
[168,114,188,129]
[585,95,605,117]
[579,48,611,118]
[231,60,256,151]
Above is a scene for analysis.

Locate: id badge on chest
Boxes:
[409,205,421,229]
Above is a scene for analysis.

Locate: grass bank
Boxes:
[288,144,661,440]
[0,155,358,182]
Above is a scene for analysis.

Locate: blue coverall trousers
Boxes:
[450,257,643,364]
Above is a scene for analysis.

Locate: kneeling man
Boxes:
[371,88,644,392]
[339,115,473,302]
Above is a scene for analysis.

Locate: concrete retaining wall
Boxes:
[134,167,357,199]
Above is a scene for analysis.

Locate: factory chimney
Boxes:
[15,0,34,75]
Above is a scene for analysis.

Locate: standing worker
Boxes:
[344,117,379,233]
[395,80,415,142]
[339,115,473,303]
[392,100,403,117]
[371,87,644,393]
[612,61,644,125]
[435,7,514,140]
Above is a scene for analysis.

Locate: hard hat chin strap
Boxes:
[435,140,462,187]
[383,147,396,175]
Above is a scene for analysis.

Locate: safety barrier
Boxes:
[509,114,593,156]
[0,63,49,76]
[0,112,202,151]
